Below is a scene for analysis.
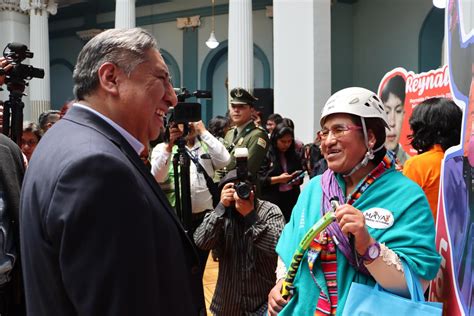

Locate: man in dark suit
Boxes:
[20,28,205,316]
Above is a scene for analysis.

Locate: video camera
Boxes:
[1,43,44,145]
[2,43,44,88]
[164,88,212,142]
[165,88,212,125]
[234,148,253,200]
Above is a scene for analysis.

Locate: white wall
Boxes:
[274,0,331,144]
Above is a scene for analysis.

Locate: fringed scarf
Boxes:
[309,153,394,315]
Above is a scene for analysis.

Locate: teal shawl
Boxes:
[275,167,441,316]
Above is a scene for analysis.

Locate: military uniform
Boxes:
[215,87,270,195]
[215,120,269,183]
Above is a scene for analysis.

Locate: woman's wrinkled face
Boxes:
[384,93,404,151]
[276,134,293,152]
[320,114,366,174]
[21,131,39,161]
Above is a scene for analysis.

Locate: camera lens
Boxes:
[235,182,251,200]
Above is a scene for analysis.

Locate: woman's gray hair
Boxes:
[23,121,43,140]
[73,28,158,100]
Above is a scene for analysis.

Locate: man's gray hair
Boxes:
[73,28,158,100]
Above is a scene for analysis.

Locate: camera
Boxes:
[3,43,44,87]
[164,88,212,142]
[166,88,212,124]
[2,42,44,145]
[166,102,202,125]
[234,148,252,200]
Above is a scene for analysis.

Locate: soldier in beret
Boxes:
[215,87,269,194]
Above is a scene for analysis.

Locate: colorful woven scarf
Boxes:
[308,153,394,315]
[319,153,393,269]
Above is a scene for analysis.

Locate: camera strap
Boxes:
[185,147,220,207]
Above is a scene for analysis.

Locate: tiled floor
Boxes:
[203,255,218,314]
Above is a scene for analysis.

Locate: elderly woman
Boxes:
[267,87,441,315]
[21,121,42,161]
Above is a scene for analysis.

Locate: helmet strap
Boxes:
[342,118,384,178]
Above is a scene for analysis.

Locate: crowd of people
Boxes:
[0,27,458,316]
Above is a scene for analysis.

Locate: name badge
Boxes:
[363,208,394,229]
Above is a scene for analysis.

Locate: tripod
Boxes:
[172,134,193,234]
[2,82,26,146]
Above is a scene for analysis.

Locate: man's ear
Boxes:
[97,62,120,96]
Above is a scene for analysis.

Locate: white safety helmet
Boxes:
[320,87,388,128]
[320,87,389,177]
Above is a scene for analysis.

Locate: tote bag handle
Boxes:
[374,260,425,302]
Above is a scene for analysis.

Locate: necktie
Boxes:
[232,129,238,143]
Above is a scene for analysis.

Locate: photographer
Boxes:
[194,168,285,315]
[150,120,230,274]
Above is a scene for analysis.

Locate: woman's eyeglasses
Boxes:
[317,124,362,141]
[21,139,38,147]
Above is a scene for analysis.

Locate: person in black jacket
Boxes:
[0,133,25,316]
[258,123,303,222]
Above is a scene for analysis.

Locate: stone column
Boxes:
[0,0,30,116]
[228,0,253,92]
[115,0,135,29]
[20,0,57,122]
[273,0,331,144]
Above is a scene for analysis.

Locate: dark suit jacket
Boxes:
[20,106,205,315]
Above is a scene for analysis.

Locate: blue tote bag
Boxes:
[342,261,442,316]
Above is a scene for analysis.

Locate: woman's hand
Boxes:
[191,120,207,134]
[273,173,293,184]
[165,125,183,152]
[268,279,288,316]
[334,204,372,255]
[0,57,13,86]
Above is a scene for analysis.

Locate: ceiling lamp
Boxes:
[206,0,219,49]
[433,0,446,9]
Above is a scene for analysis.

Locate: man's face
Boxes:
[116,49,177,143]
[230,103,252,127]
[384,92,405,151]
[45,114,60,131]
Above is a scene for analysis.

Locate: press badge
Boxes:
[363,208,394,229]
